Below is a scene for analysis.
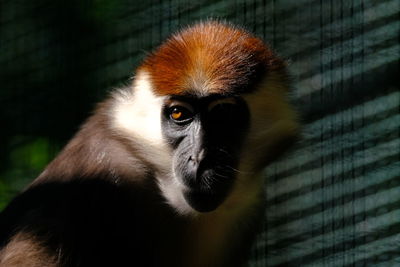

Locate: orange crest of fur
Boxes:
[140,21,286,96]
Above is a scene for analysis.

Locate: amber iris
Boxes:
[171,110,182,120]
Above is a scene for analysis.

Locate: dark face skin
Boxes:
[161,94,250,212]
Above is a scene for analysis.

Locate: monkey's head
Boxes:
[113,21,299,214]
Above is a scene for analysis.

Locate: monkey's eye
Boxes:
[169,106,193,123]
[207,97,237,112]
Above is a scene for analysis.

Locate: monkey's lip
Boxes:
[182,170,233,195]
[180,165,235,212]
[183,189,225,213]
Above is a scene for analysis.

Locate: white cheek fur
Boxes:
[114,71,165,148]
[112,70,172,173]
[111,70,197,215]
[157,176,198,215]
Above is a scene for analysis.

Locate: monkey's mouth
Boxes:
[181,166,235,212]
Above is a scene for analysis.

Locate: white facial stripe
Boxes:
[113,71,165,147]
[207,97,237,111]
[112,70,198,215]
[157,177,197,215]
[112,70,172,174]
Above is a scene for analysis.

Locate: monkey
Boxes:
[0,21,299,267]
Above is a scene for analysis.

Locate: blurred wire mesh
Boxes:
[0,0,399,266]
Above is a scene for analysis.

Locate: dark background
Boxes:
[0,0,399,265]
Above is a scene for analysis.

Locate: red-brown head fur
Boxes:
[140,21,286,96]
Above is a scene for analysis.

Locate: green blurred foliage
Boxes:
[0,137,57,209]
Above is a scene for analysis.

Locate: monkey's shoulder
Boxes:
[0,177,180,266]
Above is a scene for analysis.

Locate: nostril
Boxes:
[188,149,206,165]
[189,155,198,164]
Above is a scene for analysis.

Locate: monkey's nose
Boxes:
[189,148,206,164]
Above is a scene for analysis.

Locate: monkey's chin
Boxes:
[178,165,235,212]
[183,190,226,213]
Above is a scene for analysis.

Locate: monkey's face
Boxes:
[161,95,250,212]
[111,21,299,214]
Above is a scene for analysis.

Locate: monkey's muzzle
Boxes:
[181,159,235,212]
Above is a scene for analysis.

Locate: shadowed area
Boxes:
[0,177,184,266]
